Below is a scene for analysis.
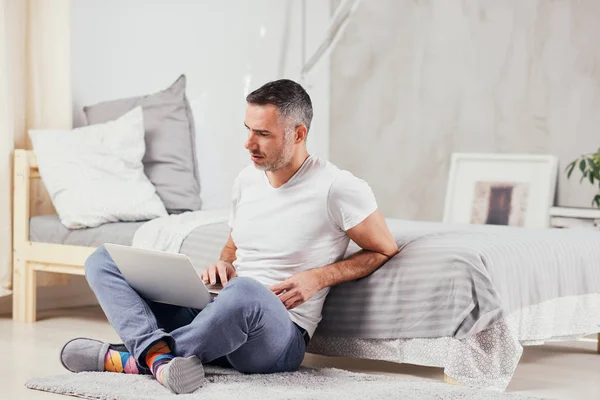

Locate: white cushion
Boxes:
[29,107,168,229]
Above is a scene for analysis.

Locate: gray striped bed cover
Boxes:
[179,218,600,389]
[181,218,600,341]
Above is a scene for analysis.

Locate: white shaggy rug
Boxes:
[26,366,553,400]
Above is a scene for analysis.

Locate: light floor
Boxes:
[1,307,599,400]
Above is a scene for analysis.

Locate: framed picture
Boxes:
[443,153,558,228]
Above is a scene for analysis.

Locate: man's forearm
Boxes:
[220,246,237,265]
[312,249,394,290]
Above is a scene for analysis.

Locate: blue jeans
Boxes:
[84,245,306,374]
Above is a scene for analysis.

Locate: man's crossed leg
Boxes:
[61,245,306,394]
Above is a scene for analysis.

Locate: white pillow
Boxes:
[29,107,168,229]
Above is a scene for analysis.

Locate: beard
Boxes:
[253,134,294,172]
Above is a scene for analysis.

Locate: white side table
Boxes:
[549,207,600,229]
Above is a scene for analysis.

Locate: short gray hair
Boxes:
[246,79,313,133]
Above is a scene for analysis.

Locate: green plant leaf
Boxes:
[593,194,600,208]
[565,160,574,170]
[594,165,600,180]
[580,170,589,183]
[588,158,596,184]
[593,156,600,171]
[566,161,577,178]
[587,157,596,170]
[580,159,587,173]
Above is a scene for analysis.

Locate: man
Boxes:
[60,79,398,394]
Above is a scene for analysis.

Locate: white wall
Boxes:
[72,0,330,210]
[330,0,600,221]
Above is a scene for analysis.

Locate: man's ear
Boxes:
[295,125,308,143]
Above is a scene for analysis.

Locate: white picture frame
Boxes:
[443,153,558,228]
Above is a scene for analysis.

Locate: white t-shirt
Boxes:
[228,155,378,337]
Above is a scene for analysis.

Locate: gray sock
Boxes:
[161,356,206,394]
[60,337,110,373]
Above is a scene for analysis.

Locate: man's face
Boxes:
[244,103,294,172]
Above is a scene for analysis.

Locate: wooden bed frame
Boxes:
[12,149,95,323]
[11,149,600,387]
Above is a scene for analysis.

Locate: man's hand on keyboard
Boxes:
[201,261,237,286]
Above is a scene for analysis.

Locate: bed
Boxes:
[14,150,600,390]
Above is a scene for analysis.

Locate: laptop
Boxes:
[104,243,222,310]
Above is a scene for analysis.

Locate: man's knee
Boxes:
[84,244,116,284]
[226,277,264,293]
[221,277,274,309]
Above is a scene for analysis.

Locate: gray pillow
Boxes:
[83,75,201,213]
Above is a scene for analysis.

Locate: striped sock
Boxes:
[144,341,174,384]
[104,349,139,374]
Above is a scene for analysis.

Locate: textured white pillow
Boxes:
[29,107,168,229]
